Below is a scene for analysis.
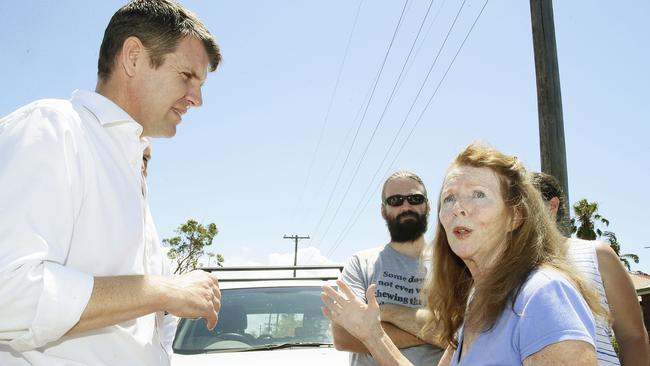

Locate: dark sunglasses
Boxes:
[384,194,426,207]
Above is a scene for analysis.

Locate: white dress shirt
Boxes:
[0,90,173,365]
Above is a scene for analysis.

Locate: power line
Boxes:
[326,0,471,255]
[296,85,373,226]
[327,0,490,258]
[297,73,381,231]
[314,0,437,248]
[289,0,365,226]
[397,0,448,94]
[306,0,411,245]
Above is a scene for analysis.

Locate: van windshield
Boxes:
[172,286,334,354]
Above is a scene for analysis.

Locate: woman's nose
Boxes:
[452,199,467,217]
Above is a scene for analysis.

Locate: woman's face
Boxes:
[439,165,514,275]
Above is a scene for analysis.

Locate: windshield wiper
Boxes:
[233,342,334,352]
[176,342,334,354]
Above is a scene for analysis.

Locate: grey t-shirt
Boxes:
[340,245,443,366]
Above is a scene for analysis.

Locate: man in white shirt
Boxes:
[0,1,222,365]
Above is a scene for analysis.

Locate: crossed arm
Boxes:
[332,322,424,353]
[322,282,413,366]
[331,297,441,353]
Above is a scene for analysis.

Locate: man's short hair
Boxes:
[530,172,570,235]
[97,0,221,80]
[381,171,427,202]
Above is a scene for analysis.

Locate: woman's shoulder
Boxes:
[515,268,583,308]
[524,267,572,288]
[512,268,596,359]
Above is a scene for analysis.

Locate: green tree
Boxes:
[206,252,225,268]
[571,198,639,270]
[570,199,609,240]
[163,219,220,274]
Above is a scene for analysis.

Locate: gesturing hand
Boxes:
[321,279,383,342]
[162,270,221,330]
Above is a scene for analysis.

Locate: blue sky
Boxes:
[2,1,649,273]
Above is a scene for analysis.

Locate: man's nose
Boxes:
[399,200,418,210]
[186,85,203,107]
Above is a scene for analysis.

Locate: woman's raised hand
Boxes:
[321,279,382,342]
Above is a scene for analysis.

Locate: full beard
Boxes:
[386,210,428,243]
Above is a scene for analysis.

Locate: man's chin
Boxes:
[398,217,418,224]
[143,127,177,139]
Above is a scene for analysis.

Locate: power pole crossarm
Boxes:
[283,234,310,277]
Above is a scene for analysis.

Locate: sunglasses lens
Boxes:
[385,195,404,206]
[407,194,425,205]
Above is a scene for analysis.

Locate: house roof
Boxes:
[629,271,650,295]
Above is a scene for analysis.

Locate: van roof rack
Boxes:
[199,265,343,282]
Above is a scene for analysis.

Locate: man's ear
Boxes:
[119,36,145,77]
[548,197,560,220]
[381,204,387,220]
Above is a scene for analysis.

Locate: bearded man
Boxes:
[332,171,444,366]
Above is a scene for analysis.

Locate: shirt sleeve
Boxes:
[0,104,94,351]
[517,276,597,361]
[158,239,177,359]
[160,313,178,358]
[339,254,368,301]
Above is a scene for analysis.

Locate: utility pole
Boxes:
[283,234,310,277]
[530,0,570,228]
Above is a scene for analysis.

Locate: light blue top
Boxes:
[450,268,596,366]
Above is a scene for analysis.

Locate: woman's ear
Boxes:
[510,208,523,232]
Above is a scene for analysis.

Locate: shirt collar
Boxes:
[71,89,147,173]
[70,89,143,136]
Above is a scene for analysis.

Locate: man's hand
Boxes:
[159,270,221,330]
[67,270,221,336]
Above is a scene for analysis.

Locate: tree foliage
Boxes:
[571,199,639,270]
[163,219,222,274]
[571,199,609,240]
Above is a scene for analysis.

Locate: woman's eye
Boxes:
[181,72,191,80]
[442,195,455,204]
[473,191,486,198]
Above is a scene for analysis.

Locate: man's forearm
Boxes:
[380,305,443,347]
[361,328,414,366]
[66,270,220,336]
[333,322,425,353]
[66,275,164,336]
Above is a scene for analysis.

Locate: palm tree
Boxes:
[571,198,639,270]
[571,199,609,240]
